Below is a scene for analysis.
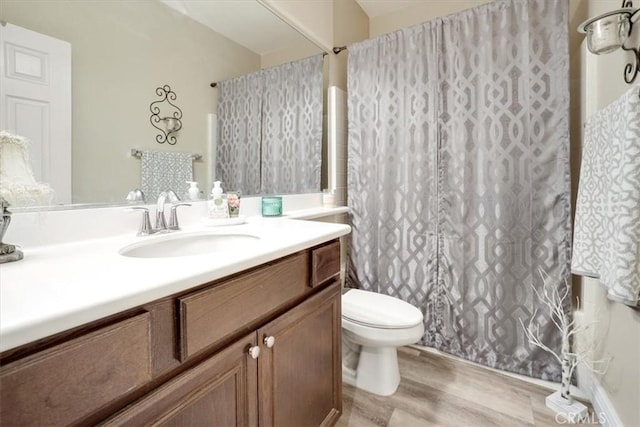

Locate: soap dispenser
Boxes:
[208,181,229,219]
[186,181,200,201]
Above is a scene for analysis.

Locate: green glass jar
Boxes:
[261,196,283,217]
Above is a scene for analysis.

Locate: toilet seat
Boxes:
[342,289,423,329]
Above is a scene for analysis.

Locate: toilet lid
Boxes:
[342,289,423,329]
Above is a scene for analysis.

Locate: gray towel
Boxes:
[140,150,193,201]
[571,86,640,306]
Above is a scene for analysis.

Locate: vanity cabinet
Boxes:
[104,282,341,427]
[0,239,342,427]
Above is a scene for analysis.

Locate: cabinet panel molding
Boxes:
[0,312,151,426]
[103,333,258,427]
[311,240,341,288]
[179,253,309,360]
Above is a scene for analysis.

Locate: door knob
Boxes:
[248,345,260,359]
[263,335,275,348]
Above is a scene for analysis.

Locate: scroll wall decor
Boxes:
[149,85,183,145]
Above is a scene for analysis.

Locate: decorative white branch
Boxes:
[521,268,609,422]
[520,315,563,364]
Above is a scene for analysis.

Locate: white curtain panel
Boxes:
[347,0,571,381]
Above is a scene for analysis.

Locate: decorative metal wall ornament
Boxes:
[621,1,640,83]
[579,0,640,84]
[149,85,183,145]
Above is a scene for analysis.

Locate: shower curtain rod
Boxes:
[333,46,347,54]
[210,51,330,88]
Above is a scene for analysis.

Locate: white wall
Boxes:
[260,39,322,69]
[331,0,369,90]
[329,0,368,205]
[259,0,334,52]
[368,0,492,37]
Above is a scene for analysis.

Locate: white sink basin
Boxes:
[119,231,260,258]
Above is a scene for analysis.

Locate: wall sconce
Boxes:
[579,1,640,84]
[149,85,183,145]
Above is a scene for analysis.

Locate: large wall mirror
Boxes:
[0,0,325,210]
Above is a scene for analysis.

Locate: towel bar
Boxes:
[130,149,201,161]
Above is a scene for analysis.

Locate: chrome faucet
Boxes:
[155,190,180,231]
[129,190,191,236]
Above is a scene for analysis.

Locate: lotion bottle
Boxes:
[208,181,229,219]
[186,181,200,201]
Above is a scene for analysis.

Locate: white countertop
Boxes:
[0,213,350,352]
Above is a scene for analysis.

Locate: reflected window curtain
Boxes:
[347,0,571,381]
[261,55,323,194]
[216,72,262,195]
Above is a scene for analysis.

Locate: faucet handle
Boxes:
[166,190,180,203]
[128,207,154,236]
[168,203,192,231]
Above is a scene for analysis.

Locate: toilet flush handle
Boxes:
[264,335,275,348]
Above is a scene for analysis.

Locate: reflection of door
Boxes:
[0,23,72,204]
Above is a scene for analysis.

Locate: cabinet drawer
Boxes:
[179,253,309,360]
[0,312,151,426]
[103,333,258,427]
[311,240,341,288]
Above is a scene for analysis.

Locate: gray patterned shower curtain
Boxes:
[217,72,263,196]
[261,55,323,194]
[216,55,323,195]
[347,0,571,381]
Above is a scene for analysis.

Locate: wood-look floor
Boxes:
[336,346,596,427]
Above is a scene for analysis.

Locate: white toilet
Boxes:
[341,289,424,396]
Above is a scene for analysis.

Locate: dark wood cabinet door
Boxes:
[103,333,258,427]
[257,281,342,427]
[0,313,152,426]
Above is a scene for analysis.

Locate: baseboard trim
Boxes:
[583,371,623,427]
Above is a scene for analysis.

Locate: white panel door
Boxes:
[0,22,72,204]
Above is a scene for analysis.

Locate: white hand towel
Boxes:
[140,150,194,202]
[571,86,640,306]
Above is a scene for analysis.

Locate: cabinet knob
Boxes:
[248,345,260,359]
[263,335,275,348]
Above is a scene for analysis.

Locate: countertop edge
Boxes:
[0,219,351,353]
